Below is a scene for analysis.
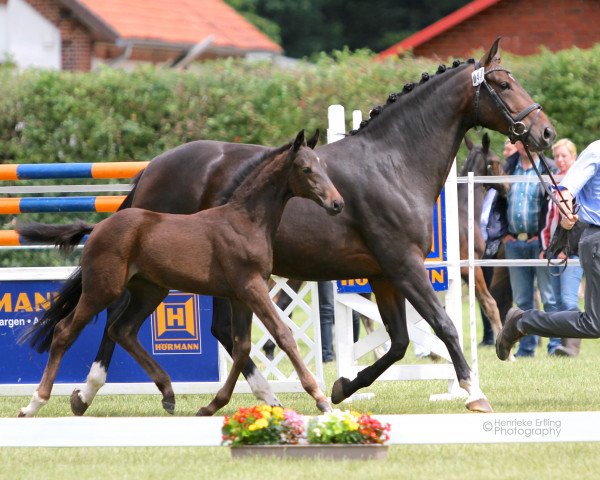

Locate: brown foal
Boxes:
[19,130,343,417]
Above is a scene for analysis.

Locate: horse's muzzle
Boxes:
[327,198,344,216]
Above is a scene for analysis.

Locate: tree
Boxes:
[225,0,471,57]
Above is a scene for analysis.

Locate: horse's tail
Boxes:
[16,220,94,254]
[18,267,83,353]
[15,171,144,253]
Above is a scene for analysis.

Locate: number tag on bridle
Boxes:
[472,67,485,86]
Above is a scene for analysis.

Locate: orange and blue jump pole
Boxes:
[0,196,126,214]
[0,162,148,180]
[0,161,148,246]
[0,230,89,246]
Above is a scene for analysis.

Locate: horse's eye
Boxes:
[302,167,312,174]
[499,81,510,90]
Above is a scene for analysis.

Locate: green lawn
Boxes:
[1,303,599,479]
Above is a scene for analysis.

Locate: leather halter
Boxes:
[472,63,542,144]
[472,63,574,219]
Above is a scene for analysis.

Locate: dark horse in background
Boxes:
[18,131,342,417]
[458,134,506,338]
[20,39,555,415]
[458,135,514,343]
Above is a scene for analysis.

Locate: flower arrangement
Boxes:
[222,405,304,446]
[222,406,390,446]
[307,409,390,445]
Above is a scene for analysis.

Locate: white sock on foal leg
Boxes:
[20,391,48,417]
[77,362,107,405]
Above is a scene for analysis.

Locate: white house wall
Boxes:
[0,5,7,58]
[2,0,60,69]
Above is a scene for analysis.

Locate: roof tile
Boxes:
[76,0,282,52]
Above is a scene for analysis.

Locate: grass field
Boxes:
[1,303,600,479]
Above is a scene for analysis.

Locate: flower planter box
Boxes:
[230,444,388,460]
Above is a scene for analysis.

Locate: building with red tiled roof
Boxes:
[379,0,600,60]
[0,0,282,70]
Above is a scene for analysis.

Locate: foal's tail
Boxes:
[15,171,142,254]
[17,220,94,255]
[18,268,83,353]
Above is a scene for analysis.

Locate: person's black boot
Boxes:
[496,307,525,361]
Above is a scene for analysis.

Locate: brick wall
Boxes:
[24,0,92,70]
[413,0,600,59]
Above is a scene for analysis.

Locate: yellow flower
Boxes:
[344,418,359,431]
[257,405,273,419]
[350,410,361,418]
[272,406,284,419]
[254,418,269,430]
[248,424,258,431]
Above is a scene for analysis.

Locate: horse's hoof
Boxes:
[316,400,332,412]
[196,407,212,417]
[70,389,90,416]
[331,377,351,404]
[466,397,494,413]
[162,398,175,415]
[17,410,28,418]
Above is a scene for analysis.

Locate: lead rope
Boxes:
[522,145,578,273]
[471,63,577,270]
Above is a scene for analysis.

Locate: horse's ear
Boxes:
[307,129,320,149]
[464,135,474,151]
[482,133,490,153]
[293,129,305,152]
[480,37,501,67]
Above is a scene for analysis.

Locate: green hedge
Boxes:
[3,46,600,163]
[1,46,599,266]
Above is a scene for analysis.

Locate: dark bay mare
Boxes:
[18,131,343,417]
[458,133,506,337]
[20,39,555,415]
[267,134,508,361]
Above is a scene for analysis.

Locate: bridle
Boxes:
[471,62,579,272]
[472,62,542,144]
[471,62,575,219]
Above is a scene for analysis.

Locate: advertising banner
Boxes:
[0,280,219,386]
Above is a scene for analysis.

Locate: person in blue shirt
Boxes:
[499,141,559,357]
[497,140,600,360]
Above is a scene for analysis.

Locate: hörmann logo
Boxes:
[151,292,202,354]
[0,291,56,328]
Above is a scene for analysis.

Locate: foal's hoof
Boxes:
[196,406,213,417]
[466,397,494,413]
[331,377,351,404]
[70,389,90,416]
[162,398,176,415]
[316,400,332,413]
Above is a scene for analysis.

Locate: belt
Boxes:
[510,232,537,241]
